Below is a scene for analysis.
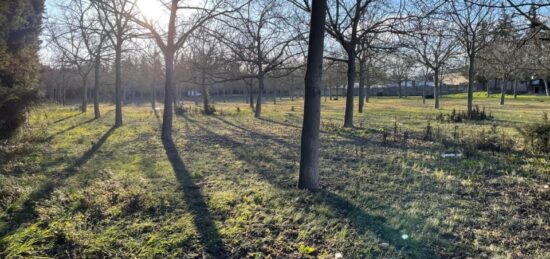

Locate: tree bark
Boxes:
[467,55,475,119]
[365,67,370,103]
[162,51,175,140]
[115,43,123,127]
[255,74,264,118]
[544,78,549,96]
[398,80,402,98]
[434,69,440,109]
[249,84,254,109]
[500,77,506,105]
[404,79,408,98]
[93,56,101,119]
[358,59,365,113]
[81,77,88,113]
[343,49,355,128]
[298,0,326,190]
[201,67,210,113]
[422,75,427,104]
[151,86,156,110]
[513,79,517,99]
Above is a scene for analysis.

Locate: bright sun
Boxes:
[137,0,166,20]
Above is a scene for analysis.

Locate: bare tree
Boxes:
[131,0,231,140]
[188,27,224,114]
[218,0,301,118]
[479,11,522,105]
[46,3,94,113]
[95,0,137,127]
[292,0,327,190]
[403,11,458,109]
[448,0,495,118]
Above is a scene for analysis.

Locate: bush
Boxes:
[517,113,550,154]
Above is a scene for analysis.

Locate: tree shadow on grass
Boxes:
[0,126,116,239]
[318,190,443,258]
[44,110,113,142]
[43,118,95,142]
[183,116,451,257]
[211,116,299,149]
[162,138,228,258]
[52,113,81,124]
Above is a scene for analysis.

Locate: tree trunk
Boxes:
[513,79,517,99]
[544,78,549,96]
[358,59,365,113]
[398,80,402,98]
[434,69,440,109]
[291,76,295,101]
[151,86,156,110]
[249,84,254,109]
[298,0,326,190]
[201,67,210,113]
[81,77,88,113]
[404,79,408,98]
[162,51,175,140]
[115,43,123,127]
[500,77,506,105]
[422,75,427,104]
[343,49,355,128]
[93,56,101,119]
[467,55,475,119]
[365,67,370,103]
[255,74,264,118]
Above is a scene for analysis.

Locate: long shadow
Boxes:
[257,117,301,130]
[153,108,161,126]
[319,191,444,258]
[0,127,116,238]
[162,138,228,257]
[211,116,298,149]
[185,117,443,257]
[52,113,81,124]
[44,110,114,142]
[44,118,95,142]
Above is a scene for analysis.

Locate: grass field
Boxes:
[1,94,549,258]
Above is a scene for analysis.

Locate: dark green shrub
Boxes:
[0,0,44,139]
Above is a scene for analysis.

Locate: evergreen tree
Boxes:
[0,0,45,138]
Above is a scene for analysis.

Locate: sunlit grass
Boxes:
[0,95,548,258]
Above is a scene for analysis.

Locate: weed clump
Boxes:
[462,124,515,156]
[437,106,493,123]
[203,105,216,115]
[517,112,550,154]
[175,104,189,115]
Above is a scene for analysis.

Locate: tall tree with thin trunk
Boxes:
[323,0,402,127]
[217,0,300,118]
[131,0,231,139]
[448,0,494,118]
[403,11,458,109]
[95,0,137,127]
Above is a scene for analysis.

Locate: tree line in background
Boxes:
[2,0,550,189]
